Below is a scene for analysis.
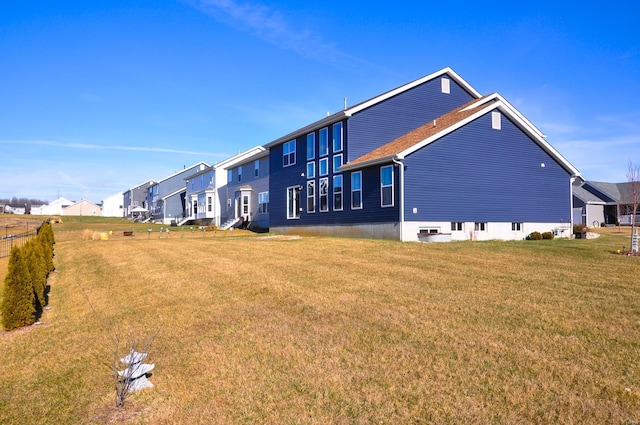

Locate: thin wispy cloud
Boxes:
[183,0,355,63]
[0,140,227,158]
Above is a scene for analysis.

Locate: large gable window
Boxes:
[319,177,329,212]
[381,165,394,207]
[283,140,296,167]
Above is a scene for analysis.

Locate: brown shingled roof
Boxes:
[345,95,496,167]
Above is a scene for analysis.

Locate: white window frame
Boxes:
[319,127,328,157]
[227,169,232,183]
[286,185,300,219]
[306,161,316,179]
[333,175,343,211]
[283,140,296,167]
[307,180,315,213]
[258,191,269,214]
[307,133,315,160]
[332,122,343,153]
[238,165,242,182]
[475,222,487,231]
[319,177,329,212]
[351,171,362,210]
[319,157,329,176]
[451,222,463,232]
[380,165,394,207]
[254,160,259,178]
[333,154,343,174]
[512,222,522,231]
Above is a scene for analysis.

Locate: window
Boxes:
[258,192,269,213]
[242,195,249,215]
[381,165,394,207]
[451,222,463,231]
[207,196,212,212]
[307,133,315,160]
[441,77,450,94]
[307,181,315,213]
[227,170,233,183]
[287,186,300,219]
[283,140,296,167]
[319,177,329,212]
[475,222,487,231]
[227,198,231,209]
[333,154,343,173]
[351,171,362,209]
[512,222,522,231]
[319,127,328,157]
[419,228,440,234]
[333,175,343,211]
[319,157,328,176]
[306,162,316,179]
[238,165,242,182]
[332,122,343,152]
[254,160,259,178]
[492,111,501,130]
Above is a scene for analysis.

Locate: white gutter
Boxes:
[392,158,405,242]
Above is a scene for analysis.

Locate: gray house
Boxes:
[147,162,209,224]
[124,180,154,220]
[573,181,639,226]
[221,147,270,230]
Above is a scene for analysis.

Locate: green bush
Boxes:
[1,247,36,331]
[528,231,542,240]
[542,231,555,240]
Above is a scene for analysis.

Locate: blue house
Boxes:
[265,68,580,241]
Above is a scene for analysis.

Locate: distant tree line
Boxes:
[0,198,50,214]
[1,222,55,331]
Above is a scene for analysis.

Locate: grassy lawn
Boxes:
[1,218,639,424]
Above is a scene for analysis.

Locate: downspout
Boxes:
[392,158,405,241]
[569,177,576,235]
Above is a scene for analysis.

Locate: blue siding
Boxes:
[403,113,571,223]
[347,77,475,161]
[270,127,400,228]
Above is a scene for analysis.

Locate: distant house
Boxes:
[37,197,74,216]
[62,199,102,216]
[573,181,639,226]
[5,204,27,215]
[265,67,580,241]
[123,180,154,219]
[102,192,124,218]
[148,162,209,225]
[0,203,6,214]
[221,147,269,230]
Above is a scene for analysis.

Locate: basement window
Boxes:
[475,222,487,231]
[419,228,440,234]
[451,222,463,231]
[512,222,522,231]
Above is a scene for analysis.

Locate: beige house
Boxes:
[61,200,102,216]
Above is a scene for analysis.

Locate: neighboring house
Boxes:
[61,199,102,216]
[183,146,267,228]
[265,67,580,241]
[148,162,209,224]
[123,180,154,219]
[5,204,26,215]
[221,147,270,230]
[574,181,639,226]
[0,204,5,214]
[102,192,124,217]
[37,197,74,216]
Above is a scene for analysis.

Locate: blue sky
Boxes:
[1,0,639,203]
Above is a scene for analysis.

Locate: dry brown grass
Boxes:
[0,221,639,424]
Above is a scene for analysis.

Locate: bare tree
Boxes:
[626,160,640,253]
[78,283,157,408]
